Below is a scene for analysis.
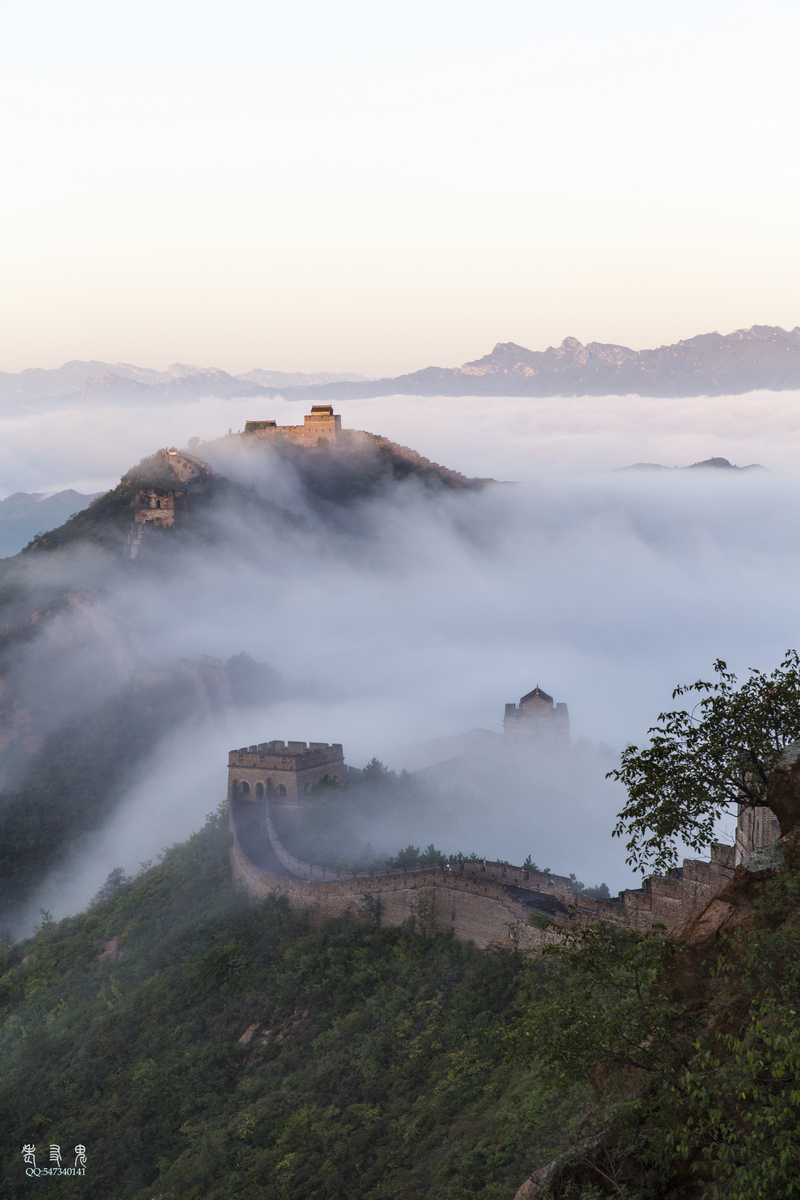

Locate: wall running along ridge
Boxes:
[228,800,736,949]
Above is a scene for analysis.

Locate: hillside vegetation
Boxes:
[507,841,800,1198]
[0,809,585,1199]
[6,802,800,1198]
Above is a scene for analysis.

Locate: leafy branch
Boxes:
[609,651,800,873]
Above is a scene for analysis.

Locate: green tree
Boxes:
[386,844,421,869]
[609,651,800,873]
[508,922,690,1081]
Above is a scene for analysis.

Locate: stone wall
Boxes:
[228,799,737,947]
[229,819,562,950]
[588,843,735,931]
[134,488,178,527]
[244,406,342,443]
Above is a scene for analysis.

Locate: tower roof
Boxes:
[519,685,553,706]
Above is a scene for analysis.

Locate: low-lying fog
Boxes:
[1,388,799,492]
[5,386,800,931]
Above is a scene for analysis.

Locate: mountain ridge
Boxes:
[0,489,103,559]
[274,324,800,401]
[0,362,368,406]
[3,325,800,407]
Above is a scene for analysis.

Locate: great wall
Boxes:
[226,721,751,951]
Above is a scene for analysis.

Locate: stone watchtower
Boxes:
[132,449,212,529]
[243,405,342,443]
[503,686,570,748]
[228,740,344,827]
[303,405,341,440]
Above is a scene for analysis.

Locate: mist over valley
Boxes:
[2,389,800,938]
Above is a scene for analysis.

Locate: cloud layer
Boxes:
[3,388,800,496]
[4,389,800,928]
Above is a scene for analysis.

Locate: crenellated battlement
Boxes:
[228,739,344,810]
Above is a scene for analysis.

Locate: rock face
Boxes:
[764,741,800,836]
[276,325,800,400]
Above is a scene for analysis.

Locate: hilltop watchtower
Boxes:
[228,740,344,822]
[243,406,342,443]
[503,686,570,748]
[132,449,212,529]
[125,448,212,558]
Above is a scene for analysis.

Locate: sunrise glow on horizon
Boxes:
[1,0,798,377]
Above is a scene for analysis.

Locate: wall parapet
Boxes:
[228,800,737,950]
[229,814,567,950]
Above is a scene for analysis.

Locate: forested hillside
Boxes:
[0,809,585,1199]
[5,800,800,1198]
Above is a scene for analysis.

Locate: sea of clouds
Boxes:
[5,387,800,927]
[1,388,799,493]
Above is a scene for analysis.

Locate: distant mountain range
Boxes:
[617,457,764,472]
[0,362,367,408]
[3,325,800,407]
[278,325,800,401]
[0,489,101,557]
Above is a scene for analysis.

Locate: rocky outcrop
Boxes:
[764,742,800,835]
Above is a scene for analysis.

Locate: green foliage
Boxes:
[386,843,421,868]
[673,998,800,1197]
[527,912,550,931]
[420,842,446,866]
[610,651,800,872]
[510,858,800,1197]
[310,773,342,793]
[359,757,395,786]
[21,473,145,552]
[121,452,185,491]
[89,867,133,907]
[0,810,584,1199]
[287,760,432,871]
[568,874,611,899]
[666,862,800,1196]
[509,922,690,1081]
[384,844,446,869]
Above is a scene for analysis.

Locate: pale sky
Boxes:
[1,0,798,376]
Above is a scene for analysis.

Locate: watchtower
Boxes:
[503,686,570,747]
[228,740,344,825]
[303,405,341,440]
[243,406,342,443]
[132,449,212,529]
